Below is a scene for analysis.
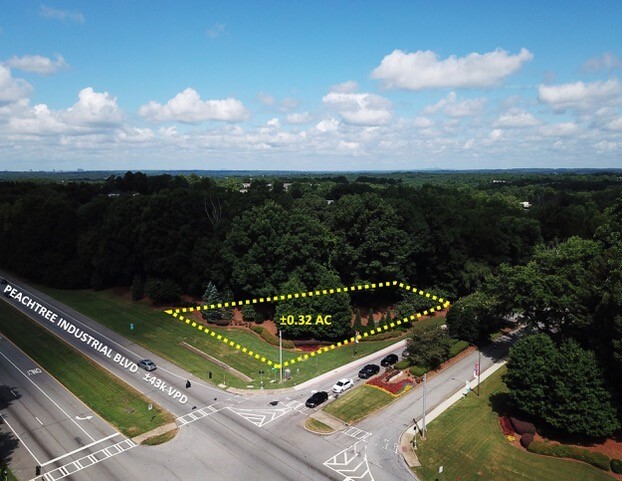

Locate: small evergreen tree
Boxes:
[353,308,364,333]
[367,308,375,329]
[131,275,144,301]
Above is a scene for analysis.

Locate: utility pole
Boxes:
[422,373,427,439]
[478,348,481,396]
[279,330,283,383]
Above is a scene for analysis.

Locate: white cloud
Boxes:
[0,66,32,105]
[606,117,622,131]
[494,109,541,128]
[8,87,123,136]
[412,116,433,128]
[371,48,533,90]
[206,23,225,38]
[315,118,340,133]
[329,80,359,93]
[39,5,84,23]
[538,79,622,112]
[286,112,312,124]
[322,90,391,126]
[538,122,581,137]
[138,88,249,123]
[423,91,486,118]
[257,92,275,106]
[6,54,68,75]
[582,53,621,72]
[595,140,618,152]
[280,97,299,111]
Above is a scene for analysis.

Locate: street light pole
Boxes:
[422,372,427,439]
[279,330,283,383]
[478,348,481,397]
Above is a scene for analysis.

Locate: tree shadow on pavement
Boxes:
[0,385,22,466]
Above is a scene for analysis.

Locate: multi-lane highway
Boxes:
[0,272,513,481]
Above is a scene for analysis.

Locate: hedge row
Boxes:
[528,441,610,471]
[409,365,427,377]
[449,340,470,357]
[611,458,622,474]
[393,360,410,370]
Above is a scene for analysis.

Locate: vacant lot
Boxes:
[32,286,413,388]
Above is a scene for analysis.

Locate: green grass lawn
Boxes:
[30,286,411,389]
[304,417,335,434]
[324,385,395,424]
[0,301,174,437]
[414,366,612,481]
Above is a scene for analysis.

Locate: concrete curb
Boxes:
[132,422,178,444]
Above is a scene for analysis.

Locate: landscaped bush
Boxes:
[449,339,470,357]
[241,304,262,323]
[359,330,404,342]
[509,416,536,435]
[611,458,622,474]
[572,449,610,471]
[394,360,410,370]
[409,365,427,377]
[527,441,611,471]
[520,433,534,448]
[251,325,263,335]
[499,416,514,436]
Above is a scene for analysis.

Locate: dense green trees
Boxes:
[446,291,500,343]
[506,335,620,437]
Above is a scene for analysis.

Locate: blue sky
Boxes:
[0,1,621,171]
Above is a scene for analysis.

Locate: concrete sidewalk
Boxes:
[399,359,507,469]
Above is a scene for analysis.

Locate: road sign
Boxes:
[148,403,153,411]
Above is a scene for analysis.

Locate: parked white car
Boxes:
[332,378,353,393]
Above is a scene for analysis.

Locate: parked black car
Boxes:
[358,363,380,379]
[381,354,399,367]
[305,391,329,408]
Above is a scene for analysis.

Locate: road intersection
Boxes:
[0,272,514,481]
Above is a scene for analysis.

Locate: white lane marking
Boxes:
[10,389,18,397]
[35,416,43,426]
[324,444,374,481]
[11,283,215,388]
[0,348,96,442]
[74,415,92,420]
[227,406,293,427]
[344,426,372,440]
[1,414,42,465]
[41,432,120,467]
[38,438,136,481]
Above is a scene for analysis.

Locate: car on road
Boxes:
[402,347,412,358]
[358,364,380,379]
[137,359,157,371]
[381,354,399,367]
[305,391,329,408]
[332,378,353,393]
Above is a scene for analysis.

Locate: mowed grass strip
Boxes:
[0,302,174,437]
[414,367,612,481]
[31,286,410,389]
[304,417,335,434]
[324,385,394,424]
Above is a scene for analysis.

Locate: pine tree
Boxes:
[367,308,375,329]
[353,308,364,333]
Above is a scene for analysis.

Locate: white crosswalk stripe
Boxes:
[40,439,136,481]
[176,404,218,426]
[343,426,372,440]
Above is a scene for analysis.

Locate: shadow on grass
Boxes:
[488,391,512,416]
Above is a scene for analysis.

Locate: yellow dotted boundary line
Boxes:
[163,281,451,369]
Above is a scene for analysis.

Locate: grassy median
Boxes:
[0,301,174,438]
[414,367,611,481]
[324,385,395,424]
[30,286,410,389]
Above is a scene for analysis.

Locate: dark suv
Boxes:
[305,391,329,408]
[381,354,399,367]
[358,363,380,379]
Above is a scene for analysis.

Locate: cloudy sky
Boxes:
[1,1,621,171]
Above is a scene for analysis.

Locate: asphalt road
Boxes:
[0,335,134,481]
[0,272,516,481]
